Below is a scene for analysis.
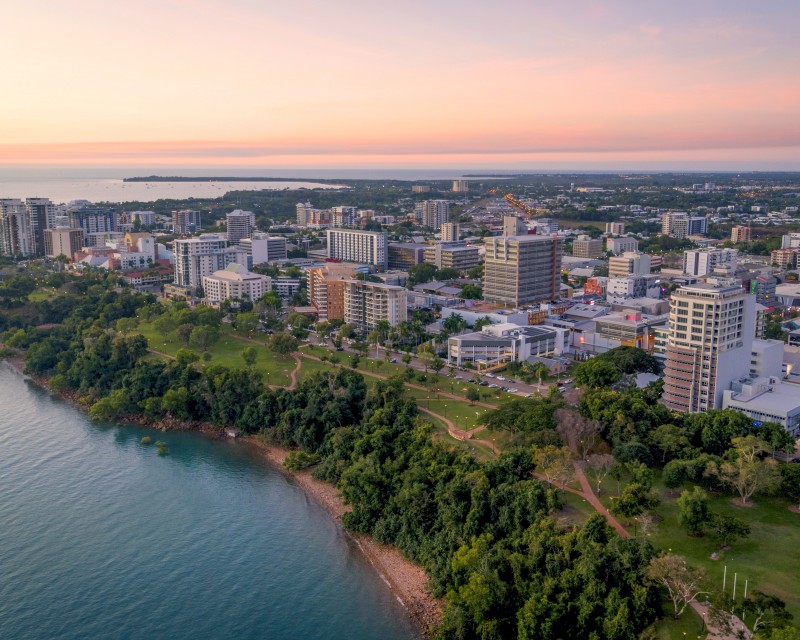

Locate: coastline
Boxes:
[0,355,442,637]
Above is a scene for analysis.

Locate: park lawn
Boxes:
[648,480,800,621]
[405,387,489,430]
[27,288,58,302]
[136,321,295,387]
[557,490,596,527]
[426,413,497,463]
[645,604,706,640]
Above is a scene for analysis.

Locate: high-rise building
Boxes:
[0,199,31,256]
[661,212,706,239]
[239,233,287,266]
[331,206,358,228]
[296,202,312,227]
[663,282,755,413]
[173,234,247,292]
[127,211,156,227]
[731,226,751,243]
[343,279,408,331]
[173,209,201,234]
[683,248,738,277]
[503,215,526,237]
[771,248,798,269]
[68,207,116,238]
[411,185,431,194]
[25,198,56,255]
[441,222,459,242]
[326,228,388,270]
[226,210,256,245]
[483,234,563,307]
[414,200,449,229]
[572,235,604,259]
[309,264,356,321]
[44,228,84,260]
[605,222,625,235]
[452,180,469,193]
[608,251,651,277]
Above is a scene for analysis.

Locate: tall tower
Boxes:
[226,210,256,245]
[663,282,754,413]
[483,234,563,307]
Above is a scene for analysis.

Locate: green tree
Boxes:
[154,314,175,340]
[408,263,437,286]
[267,332,298,355]
[175,348,200,366]
[466,387,480,405]
[189,325,219,352]
[708,512,750,548]
[460,283,483,299]
[242,346,258,367]
[710,436,781,505]
[175,322,194,345]
[743,591,794,635]
[573,358,621,388]
[677,486,710,536]
[611,482,658,520]
[532,445,572,487]
[115,317,137,336]
[647,554,706,619]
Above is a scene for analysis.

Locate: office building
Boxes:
[687,216,709,236]
[43,228,84,260]
[388,243,426,270]
[608,251,651,277]
[605,222,625,235]
[663,282,755,413]
[202,263,272,307]
[606,275,660,303]
[343,279,408,331]
[326,228,388,269]
[173,209,201,234]
[239,233,287,266]
[273,276,302,299]
[731,226,751,243]
[503,214,527,237]
[683,248,737,277]
[447,323,568,368]
[722,376,800,436]
[173,234,246,292]
[414,200,449,229]
[483,234,563,306]
[423,242,480,271]
[441,222,459,242]
[572,235,604,259]
[606,236,639,255]
[67,207,116,239]
[309,264,356,321]
[226,210,256,245]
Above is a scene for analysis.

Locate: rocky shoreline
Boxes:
[1,355,442,637]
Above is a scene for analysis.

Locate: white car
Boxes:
[496,376,506,381]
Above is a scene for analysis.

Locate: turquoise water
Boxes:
[0,366,417,640]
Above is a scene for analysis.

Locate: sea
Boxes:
[0,365,418,640]
[0,167,491,204]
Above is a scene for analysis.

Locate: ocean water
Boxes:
[0,365,418,640]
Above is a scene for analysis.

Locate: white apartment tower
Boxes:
[226,210,256,245]
[663,283,755,413]
[173,234,247,292]
[683,248,738,277]
[326,228,388,270]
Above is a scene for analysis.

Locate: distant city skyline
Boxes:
[2,0,799,169]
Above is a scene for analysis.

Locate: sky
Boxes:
[1,0,799,170]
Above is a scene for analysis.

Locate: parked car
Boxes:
[390,358,397,364]
[496,376,506,381]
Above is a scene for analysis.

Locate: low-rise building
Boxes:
[572,235,604,259]
[447,323,568,368]
[423,242,480,271]
[606,236,638,255]
[722,376,800,436]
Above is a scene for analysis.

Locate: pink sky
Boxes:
[2,0,799,169]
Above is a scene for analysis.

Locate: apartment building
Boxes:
[44,228,84,260]
[731,226,751,243]
[174,234,246,292]
[172,209,201,234]
[605,222,625,235]
[202,263,272,307]
[309,264,356,321]
[326,228,388,270]
[423,242,480,271]
[414,200,449,229]
[683,248,738,277]
[239,233,287,266]
[662,282,755,413]
[606,236,639,255]
[572,235,604,259]
[226,210,256,245]
[441,222,459,242]
[343,279,408,331]
[608,251,651,277]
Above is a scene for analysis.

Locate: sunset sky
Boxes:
[2,0,799,169]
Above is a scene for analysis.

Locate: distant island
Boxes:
[123,175,345,184]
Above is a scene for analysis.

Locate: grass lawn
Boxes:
[557,490,596,527]
[645,604,706,640]
[136,321,295,387]
[28,288,58,302]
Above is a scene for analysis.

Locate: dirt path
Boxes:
[285,353,301,390]
[571,461,629,538]
[147,348,176,360]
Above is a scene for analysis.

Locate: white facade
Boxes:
[441,222,460,242]
[202,263,272,306]
[606,236,639,255]
[226,210,256,245]
[722,376,800,436]
[448,323,569,367]
[608,251,651,277]
[326,228,388,269]
[414,200,449,229]
[240,233,287,265]
[174,234,246,291]
[683,248,737,277]
[606,275,660,303]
